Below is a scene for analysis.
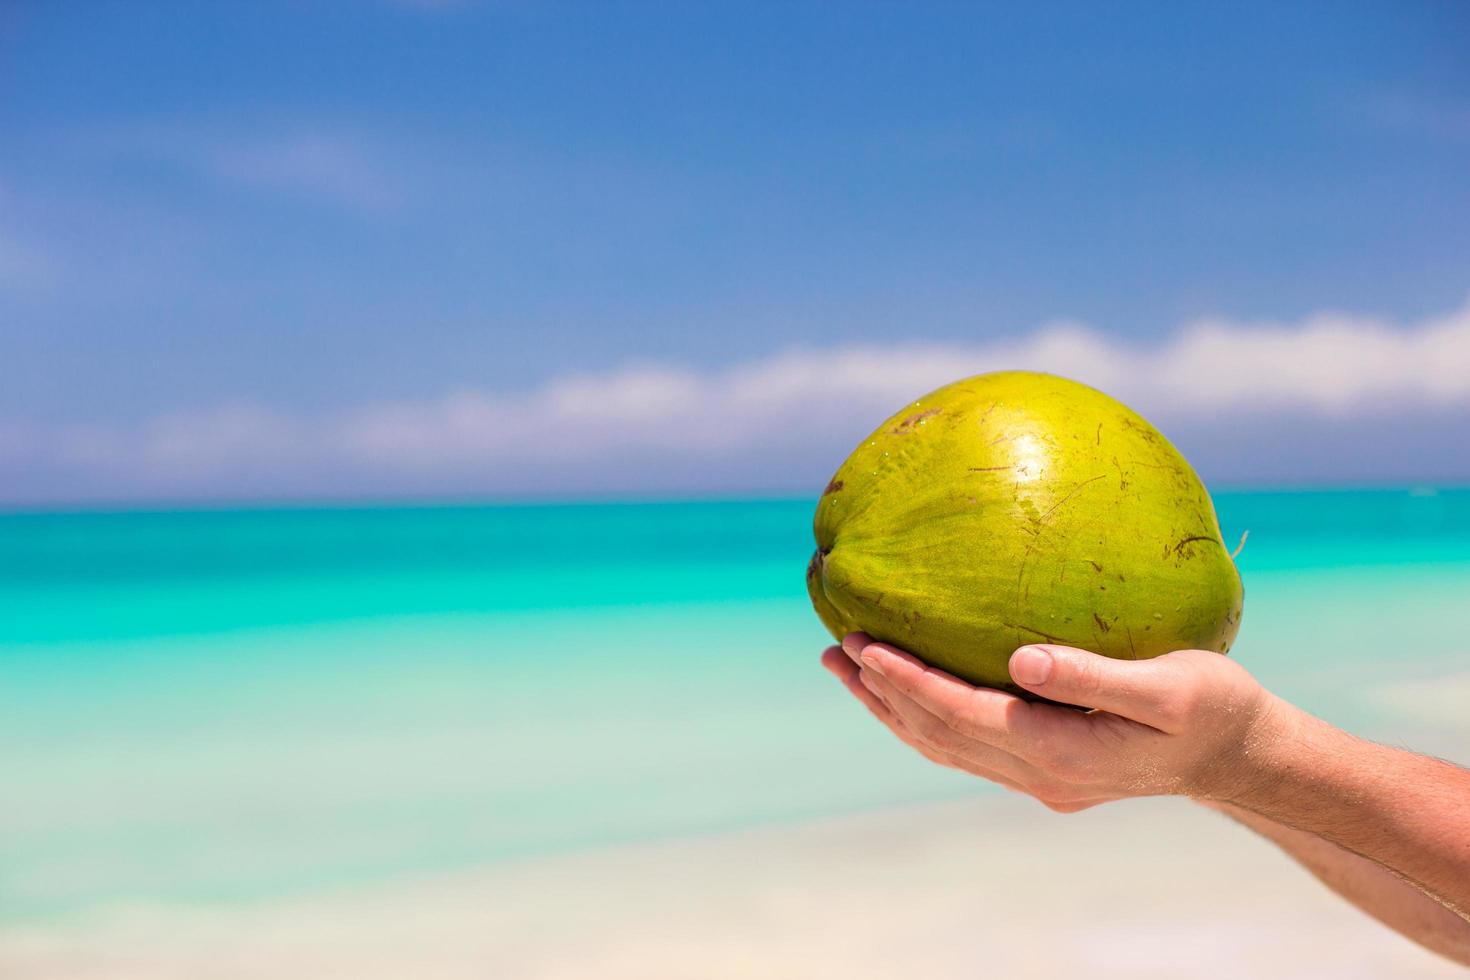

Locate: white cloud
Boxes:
[57,405,314,477]
[5,300,1470,499]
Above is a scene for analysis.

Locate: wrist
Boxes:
[1190,691,1309,807]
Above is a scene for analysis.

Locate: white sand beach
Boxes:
[2,793,1460,979]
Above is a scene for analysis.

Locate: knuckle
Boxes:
[1066,655,1102,696]
[925,696,966,731]
[910,713,960,751]
[929,724,969,755]
[953,700,1005,745]
[1165,672,1215,719]
[1170,687,1205,722]
[1152,696,1191,729]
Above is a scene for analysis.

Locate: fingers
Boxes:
[857,641,1038,748]
[823,647,929,746]
[848,634,1207,734]
[823,646,1126,811]
[859,667,1120,810]
[858,665,1037,786]
[823,647,1004,779]
[840,631,873,664]
[1007,644,1206,732]
[822,646,901,729]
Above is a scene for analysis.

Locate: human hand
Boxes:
[820,632,1282,812]
[823,632,1470,954]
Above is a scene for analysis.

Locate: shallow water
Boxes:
[2,489,1468,920]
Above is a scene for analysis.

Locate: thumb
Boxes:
[1008,644,1194,730]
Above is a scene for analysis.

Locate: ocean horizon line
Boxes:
[1,481,1465,519]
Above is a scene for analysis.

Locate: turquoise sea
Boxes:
[3,489,1469,924]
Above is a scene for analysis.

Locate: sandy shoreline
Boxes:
[2,794,1461,979]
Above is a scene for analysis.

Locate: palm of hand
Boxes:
[821,633,1273,812]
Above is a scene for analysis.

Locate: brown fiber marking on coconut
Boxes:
[806,547,830,581]
[1169,535,1216,561]
[1002,621,1084,646]
[890,408,941,434]
[1035,474,1106,527]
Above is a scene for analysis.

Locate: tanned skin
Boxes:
[822,634,1470,966]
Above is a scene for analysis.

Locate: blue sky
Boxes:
[2,1,1468,503]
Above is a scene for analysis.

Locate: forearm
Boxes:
[1221,697,1470,920]
[1208,800,1470,966]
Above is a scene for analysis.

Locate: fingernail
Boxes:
[1010,646,1053,686]
[860,650,885,675]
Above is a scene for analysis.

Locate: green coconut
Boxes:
[808,371,1243,693]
